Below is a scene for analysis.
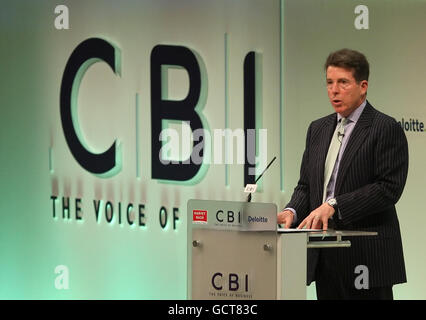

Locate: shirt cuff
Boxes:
[282,207,297,226]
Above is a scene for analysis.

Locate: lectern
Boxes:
[187,199,376,300]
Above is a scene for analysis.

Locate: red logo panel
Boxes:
[193,210,208,223]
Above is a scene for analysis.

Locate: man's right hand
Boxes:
[277,210,294,229]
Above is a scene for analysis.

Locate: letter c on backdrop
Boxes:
[60,37,122,177]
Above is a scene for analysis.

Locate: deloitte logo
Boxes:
[398,118,424,133]
[247,216,268,223]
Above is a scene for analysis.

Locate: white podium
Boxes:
[187,199,376,300]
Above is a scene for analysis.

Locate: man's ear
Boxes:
[361,80,368,93]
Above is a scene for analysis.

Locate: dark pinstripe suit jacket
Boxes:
[286,101,408,288]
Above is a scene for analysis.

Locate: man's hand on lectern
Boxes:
[297,202,335,231]
[277,210,294,229]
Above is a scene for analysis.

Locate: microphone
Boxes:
[337,132,345,140]
[247,156,277,202]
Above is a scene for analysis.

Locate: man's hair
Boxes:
[324,48,369,82]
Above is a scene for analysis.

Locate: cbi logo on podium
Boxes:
[209,272,252,299]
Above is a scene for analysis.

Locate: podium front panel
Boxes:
[191,229,277,300]
[187,199,278,300]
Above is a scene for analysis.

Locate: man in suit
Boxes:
[277,48,408,300]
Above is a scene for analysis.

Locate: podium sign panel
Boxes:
[187,199,278,300]
[191,229,277,299]
[188,199,277,231]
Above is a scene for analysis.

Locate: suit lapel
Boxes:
[335,103,376,194]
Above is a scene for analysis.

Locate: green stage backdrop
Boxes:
[0,0,425,299]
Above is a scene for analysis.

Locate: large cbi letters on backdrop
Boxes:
[60,37,259,185]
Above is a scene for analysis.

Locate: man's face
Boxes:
[326,66,368,117]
